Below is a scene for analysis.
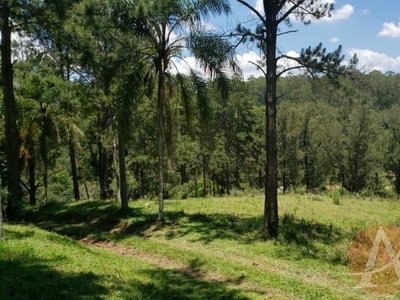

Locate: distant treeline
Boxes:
[2,70,400,203]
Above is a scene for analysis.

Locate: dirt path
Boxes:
[79,237,275,299]
[80,236,379,300]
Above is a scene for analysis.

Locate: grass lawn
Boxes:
[2,193,400,299]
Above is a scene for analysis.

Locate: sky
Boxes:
[175,0,400,79]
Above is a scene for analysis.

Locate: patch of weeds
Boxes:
[332,193,341,205]
[311,195,323,202]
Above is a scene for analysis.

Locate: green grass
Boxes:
[0,225,247,300]
[6,194,400,299]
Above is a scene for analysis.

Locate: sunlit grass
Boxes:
[21,193,400,299]
[0,224,248,300]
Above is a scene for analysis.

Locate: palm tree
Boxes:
[19,74,62,204]
[117,0,238,221]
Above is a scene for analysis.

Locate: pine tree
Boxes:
[235,0,347,238]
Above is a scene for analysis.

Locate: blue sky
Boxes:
[183,0,400,79]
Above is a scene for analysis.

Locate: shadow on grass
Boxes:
[0,257,107,300]
[127,268,248,300]
[25,201,263,243]
[276,212,360,264]
[26,200,357,265]
[1,224,252,300]
[25,201,147,239]
[0,253,248,300]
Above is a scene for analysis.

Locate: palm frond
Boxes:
[188,25,241,80]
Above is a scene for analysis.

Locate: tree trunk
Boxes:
[69,139,80,200]
[43,163,49,204]
[98,130,108,199]
[157,68,165,222]
[98,140,112,199]
[264,6,279,238]
[74,149,90,199]
[0,175,3,241]
[118,127,128,213]
[98,112,113,200]
[180,165,188,184]
[1,0,22,219]
[395,161,400,195]
[113,133,121,203]
[28,154,37,205]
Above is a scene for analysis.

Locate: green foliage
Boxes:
[5,0,400,215]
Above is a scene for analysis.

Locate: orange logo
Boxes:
[348,225,400,294]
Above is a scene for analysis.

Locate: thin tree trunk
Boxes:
[98,112,112,200]
[118,128,128,213]
[44,163,49,205]
[203,157,207,197]
[180,165,188,184]
[264,7,279,238]
[2,0,21,219]
[194,168,198,197]
[28,154,37,205]
[157,69,165,222]
[0,175,3,241]
[69,139,80,200]
[396,161,400,195]
[64,52,81,201]
[76,152,90,199]
[113,133,121,203]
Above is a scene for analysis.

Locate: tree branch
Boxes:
[19,179,30,193]
[277,0,306,25]
[249,61,266,77]
[236,0,267,25]
[277,30,298,37]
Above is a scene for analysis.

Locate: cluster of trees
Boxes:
[3,0,395,237]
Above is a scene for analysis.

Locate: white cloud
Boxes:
[378,18,400,38]
[253,0,353,23]
[170,56,200,75]
[254,0,263,14]
[277,50,308,76]
[235,50,307,79]
[348,48,400,73]
[324,4,354,22]
[362,9,369,15]
[330,37,339,43]
[236,51,264,80]
[172,51,268,80]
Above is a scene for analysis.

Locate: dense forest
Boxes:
[3,70,400,200]
[1,1,399,235]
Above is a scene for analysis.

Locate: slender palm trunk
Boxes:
[157,70,165,222]
[2,0,21,219]
[65,54,80,201]
[264,7,279,238]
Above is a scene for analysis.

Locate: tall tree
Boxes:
[1,0,22,219]
[235,0,347,237]
[119,0,237,221]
